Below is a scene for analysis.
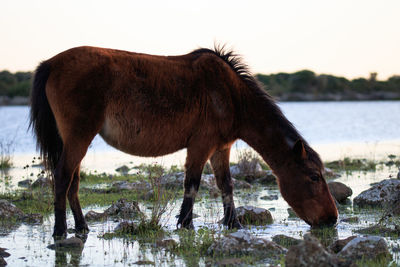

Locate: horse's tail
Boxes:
[29,61,63,172]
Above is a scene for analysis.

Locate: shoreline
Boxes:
[7,139,400,174]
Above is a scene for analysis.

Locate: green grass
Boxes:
[325,157,377,172]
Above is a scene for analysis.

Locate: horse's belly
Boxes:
[99,116,187,157]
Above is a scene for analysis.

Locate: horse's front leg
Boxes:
[177,146,212,229]
[210,148,242,229]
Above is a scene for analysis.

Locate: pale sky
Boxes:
[1,0,399,80]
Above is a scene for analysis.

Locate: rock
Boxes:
[235,206,273,225]
[338,236,391,263]
[200,174,218,191]
[0,248,10,258]
[285,234,342,267]
[208,231,286,260]
[230,162,265,181]
[260,194,278,201]
[21,213,43,224]
[254,170,277,185]
[114,221,138,234]
[111,180,151,191]
[354,224,400,236]
[397,169,400,179]
[104,198,141,218]
[156,239,177,249]
[354,179,400,207]
[115,165,130,174]
[328,182,352,203]
[133,260,155,265]
[229,165,241,177]
[31,176,52,188]
[18,179,32,188]
[324,167,340,179]
[47,237,84,250]
[328,236,357,253]
[0,199,24,220]
[232,178,252,189]
[272,235,301,248]
[84,210,106,221]
[160,172,185,189]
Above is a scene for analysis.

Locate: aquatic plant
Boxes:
[0,138,14,170]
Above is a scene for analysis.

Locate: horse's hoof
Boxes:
[225,219,243,230]
[75,224,90,234]
[52,230,67,240]
[177,221,194,230]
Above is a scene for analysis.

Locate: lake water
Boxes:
[1,102,400,265]
[1,101,400,173]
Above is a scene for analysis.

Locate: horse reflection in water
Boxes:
[30,45,338,237]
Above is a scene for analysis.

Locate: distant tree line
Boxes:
[1,69,400,101]
[0,70,32,97]
[256,70,400,101]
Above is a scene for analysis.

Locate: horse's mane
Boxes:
[191,45,323,168]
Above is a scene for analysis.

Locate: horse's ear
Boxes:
[293,139,307,160]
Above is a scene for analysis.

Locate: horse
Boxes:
[29,45,338,237]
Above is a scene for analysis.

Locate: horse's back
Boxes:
[43,46,238,157]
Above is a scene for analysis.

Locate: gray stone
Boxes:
[328,182,352,203]
[328,236,357,253]
[104,198,141,218]
[160,172,185,189]
[21,213,43,224]
[338,236,391,262]
[18,179,32,188]
[47,237,84,250]
[208,231,286,260]
[354,179,400,207]
[0,199,24,219]
[114,221,138,234]
[260,194,278,201]
[111,180,151,191]
[285,234,341,267]
[31,176,52,188]
[84,210,106,221]
[255,170,277,185]
[230,162,265,180]
[324,167,340,179]
[232,178,252,189]
[236,206,273,225]
[115,165,130,174]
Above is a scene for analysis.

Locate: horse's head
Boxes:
[277,140,338,228]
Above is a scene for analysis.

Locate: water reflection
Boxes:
[52,234,87,267]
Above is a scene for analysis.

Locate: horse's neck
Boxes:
[239,94,300,172]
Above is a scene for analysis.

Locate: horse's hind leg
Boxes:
[210,148,242,229]
[177,146,213,229]
[53,141,91,237]
[67,164,88,234]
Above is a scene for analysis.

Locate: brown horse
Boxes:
[30,45,338,237]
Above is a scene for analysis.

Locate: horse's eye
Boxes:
[310,175,320,182]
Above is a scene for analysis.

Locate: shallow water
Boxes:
[1,101,400,265]
[1,164,400,266]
